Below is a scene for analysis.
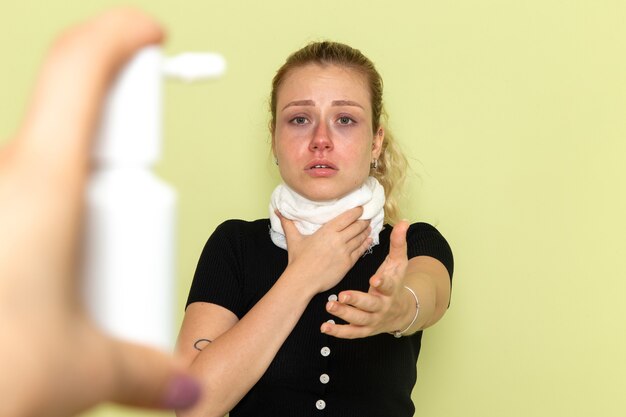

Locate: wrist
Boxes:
[279,264,321,299]
[390,285,420,338]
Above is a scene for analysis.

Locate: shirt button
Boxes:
[320,373,330,384]
[316,399,326,410]
[320,346,331,357]
[328,294,338,302]
[326,319,335,324]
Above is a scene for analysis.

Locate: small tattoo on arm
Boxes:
[193,338,212,351]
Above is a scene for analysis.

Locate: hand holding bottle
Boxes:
[0,8,200,417]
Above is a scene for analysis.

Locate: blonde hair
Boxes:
[269,41,408,224]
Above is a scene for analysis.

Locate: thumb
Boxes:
[106,338,200,410]
[277,211,302,246]
[388,220,409,261]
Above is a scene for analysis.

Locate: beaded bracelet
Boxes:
[391,285,420,338]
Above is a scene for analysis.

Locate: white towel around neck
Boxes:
[269,177,385,250]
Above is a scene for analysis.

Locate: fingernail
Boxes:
[320,323,328,333]
[340,294,350,303]
[326,301,335,312]
[162,374,201,409]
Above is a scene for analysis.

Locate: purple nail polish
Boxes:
[162,375,201,409]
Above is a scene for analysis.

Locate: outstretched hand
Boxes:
[320,220,415,339]
[0,9,199,417]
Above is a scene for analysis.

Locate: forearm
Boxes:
[396,257,451,335]
[177,270,317,417]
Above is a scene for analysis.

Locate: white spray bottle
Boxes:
[83,47,225,351]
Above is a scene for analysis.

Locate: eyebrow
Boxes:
[332,100,364,109]
[282,99,364,110]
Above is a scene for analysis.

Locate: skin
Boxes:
[272,63,383,201]
[176,64,451,417]
[0,9,199,417]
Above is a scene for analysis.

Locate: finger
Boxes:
[338,291,381,313]
[17,8,164,184]
[341,219,370,242]
[320,322,373,340]
[369,273,399,296]
[349,235,373,263]
[326,301,373,327]
[106,338,200,410]
[344,224,371,252]
[388,220,409,262]
[327,206,364,231]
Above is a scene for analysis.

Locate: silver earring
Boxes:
[370,159,378,170]
[274,157,279,166]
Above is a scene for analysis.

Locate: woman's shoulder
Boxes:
[388,221,454,279]
[383,221,446,238]
[200,218,273,255]
[215,218,270,233]
[407,221,441,233]
[206,218,270,241]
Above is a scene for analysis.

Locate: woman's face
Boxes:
[272,64,383,201]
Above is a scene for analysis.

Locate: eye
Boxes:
[337,116,355,125]
[290,116,309,125]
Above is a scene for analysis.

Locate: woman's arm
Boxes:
[176,208,372,417]
[176,276,317,417]
[320,221,452,339]
[387,255,451,333]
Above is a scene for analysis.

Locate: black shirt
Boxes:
[187,219,453,417]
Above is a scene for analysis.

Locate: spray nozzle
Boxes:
[96,47,226,165]
[162,52,226,81]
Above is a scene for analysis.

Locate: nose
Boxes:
[309,121,333,152]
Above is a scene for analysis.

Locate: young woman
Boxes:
[176,41,453,417]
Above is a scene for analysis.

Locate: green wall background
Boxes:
[1,1,625,416]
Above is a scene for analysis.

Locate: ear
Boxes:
[372,127,384,159]
[270,122,277,159]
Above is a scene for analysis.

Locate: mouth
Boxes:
[306,161,337,170]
